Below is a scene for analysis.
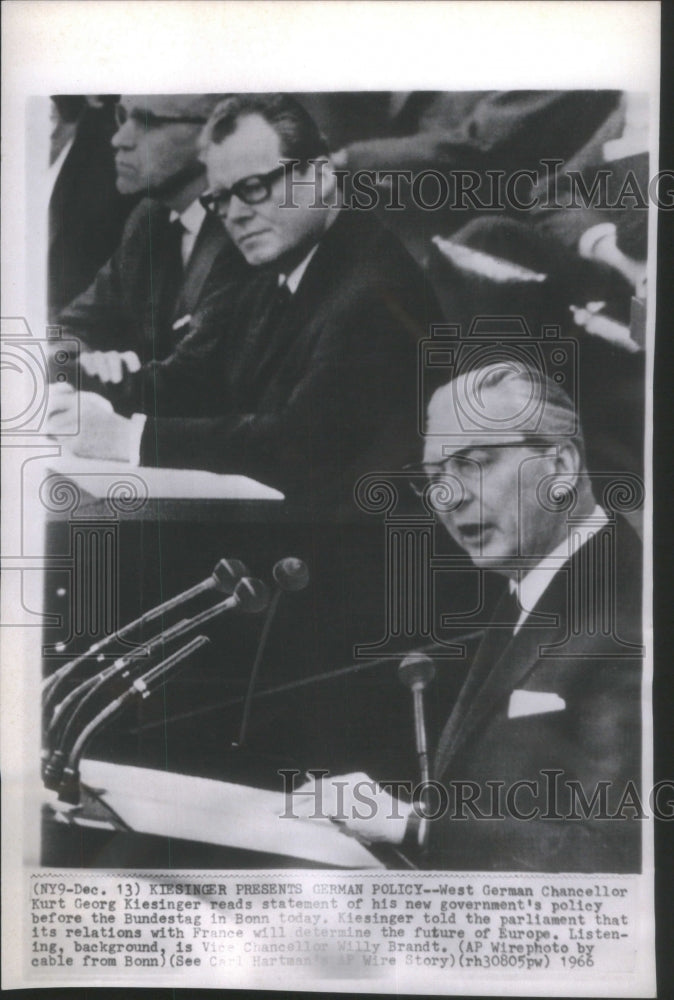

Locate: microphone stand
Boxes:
[56,636,210,805]
[44,579,269,788]
[42,558,248,713]
[234,589,280,749]
[233,557,310,749]
[132,630,484,732]
[398,654,436,857]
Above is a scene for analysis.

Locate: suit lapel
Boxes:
[49,169,66,250]
[434,566,570,779]
[173,214,229,320]
[433,586,521,772]
[150,209,175,331]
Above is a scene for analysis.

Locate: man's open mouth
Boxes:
[456,523,493,545]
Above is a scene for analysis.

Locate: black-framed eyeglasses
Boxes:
[404,438,557,498]
[114,105,207,130]
[200,165,287,216]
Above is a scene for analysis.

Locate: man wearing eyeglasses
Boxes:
[48,93,436,514]
[292,363,643,871]
[54,94,245,392]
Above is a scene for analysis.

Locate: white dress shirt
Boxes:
[46,137,75,201]
[279,244,320,294]
[510,505,609,634]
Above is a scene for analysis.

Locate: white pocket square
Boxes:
[507,689,566,719]
[172,314,192,332]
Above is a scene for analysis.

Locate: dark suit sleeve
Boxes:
[136,287,419,497]
[94,283,238,417]
[344,91,621,174]
[57,255,128,349]
[56,201,151,352]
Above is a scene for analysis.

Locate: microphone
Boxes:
[145,558,251,617]
[56,635,210,805]
[43,577,270,788]
[398,653,436,788]
[234,558,310,748]
[272,557,310,592]
[42,557,249,710]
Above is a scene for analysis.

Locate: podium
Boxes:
[42,759,384,869]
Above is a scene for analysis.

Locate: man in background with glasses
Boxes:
[48,93,436,515]
[54,94,245,392]
[293,363,643,871]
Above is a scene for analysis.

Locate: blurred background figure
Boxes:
[301,90,621,266]
[54,94,246,404]
[425,91,649,483]
[436,92,649,339]
[48,95,136,319]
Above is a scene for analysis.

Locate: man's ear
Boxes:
[553,440,582,486]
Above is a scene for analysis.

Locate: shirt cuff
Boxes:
[578,222,617,260]
[401,809,427,851]
[128,413,147,466]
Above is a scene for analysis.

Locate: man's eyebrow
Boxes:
[445,446,486,460]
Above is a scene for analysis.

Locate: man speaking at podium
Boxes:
[293,363,643,872]
[47,93,434,515]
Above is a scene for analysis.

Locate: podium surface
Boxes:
[44,759,383,869]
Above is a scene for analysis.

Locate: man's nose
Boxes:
[111,121,136,150]
[453,475,478,507]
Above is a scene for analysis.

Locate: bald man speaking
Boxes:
[294,363,643,872]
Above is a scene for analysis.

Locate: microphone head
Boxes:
[398,653,436,691]
[211,558,250,594]
[272,557,310,592]
[233,577,270,614]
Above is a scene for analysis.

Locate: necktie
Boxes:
[240,282,293,406]
[265,281,292,334]
[499,584,522,634]
[467,585,521,686]
[158,215,186,334]
[479,587,522,666]
[432,583,522,776]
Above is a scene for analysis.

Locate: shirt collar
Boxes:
[169,198,206,236]
[510,505,609,629]
[46,137,75,202]
[279,244,320,295]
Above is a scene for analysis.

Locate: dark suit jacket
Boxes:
[427,517,643,872]
[48,105,136,319]
[57,197,245,365]
[116,209,440,516]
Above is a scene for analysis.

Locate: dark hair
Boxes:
[201,93,328,167]
[50,96,87,123]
